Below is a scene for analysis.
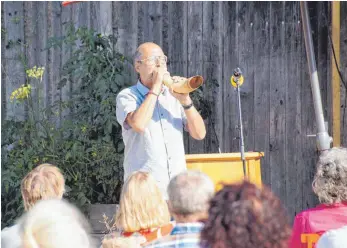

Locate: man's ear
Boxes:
[134,62,141,73]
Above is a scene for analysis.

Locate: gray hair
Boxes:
[133,50,142,64]
[312,147,347,204]
[167,170,214,215]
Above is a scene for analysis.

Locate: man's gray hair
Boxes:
[312,147,347,204]
[133,50,142,64]
[167,170,214,215]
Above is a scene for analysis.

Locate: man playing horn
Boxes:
[116,42,206,199]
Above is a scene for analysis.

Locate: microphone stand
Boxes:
[231,68,247,178]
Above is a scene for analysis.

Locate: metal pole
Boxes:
[300,2,332,151]
[231,68,247,177]
[236,83,247,176]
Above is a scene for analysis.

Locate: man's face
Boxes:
[135,46,167,83]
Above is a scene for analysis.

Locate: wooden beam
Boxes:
[332,1,341,147]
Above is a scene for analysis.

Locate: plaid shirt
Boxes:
[143,222,204,248]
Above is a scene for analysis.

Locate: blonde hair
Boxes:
[21,163,65,211]
[115,171,170,232]
[21,199,93,248]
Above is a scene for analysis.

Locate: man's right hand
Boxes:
[152,68,169,93]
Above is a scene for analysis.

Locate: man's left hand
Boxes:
[169,88,192,106]
[169,76,193,105]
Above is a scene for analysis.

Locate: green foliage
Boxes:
[1,24,131,228]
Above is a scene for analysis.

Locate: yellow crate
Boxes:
[186,152,264,191]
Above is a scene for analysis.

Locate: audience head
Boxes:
[21,199,92,248]
[201,181,291,248]
[115,171,170,232]
[21,163,65,211]
[312,147,347,204]
[167,170,214,222]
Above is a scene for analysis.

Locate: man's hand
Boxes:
[169,88,192,106]
[170,76,192,105]
[152,67,168,93]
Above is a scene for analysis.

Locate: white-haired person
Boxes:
[1,163,65,248]
[144,170,215,248]
[20,199,94,248]
[102,171,173,247]
[290,147,347,248]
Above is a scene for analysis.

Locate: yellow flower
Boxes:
[92,152,97,157]
[10,84,32,101]
[26,66,45,80]
[33,157,39,163]
[81,126,87,133]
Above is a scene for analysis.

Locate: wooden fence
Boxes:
[2,1,347,222]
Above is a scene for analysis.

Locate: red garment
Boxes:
[290,202,347,248]
[121,222,174,244]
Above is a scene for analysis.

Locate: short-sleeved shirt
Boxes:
[290,202,347,248]
[116,81,188,198]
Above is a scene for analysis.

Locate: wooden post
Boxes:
[331,1,341,147]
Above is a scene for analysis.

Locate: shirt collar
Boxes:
[170,222,204,235]
[136,80,168,97]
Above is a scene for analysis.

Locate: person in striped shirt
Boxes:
[144,170,214,248]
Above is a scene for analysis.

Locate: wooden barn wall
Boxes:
[2,1,347,221]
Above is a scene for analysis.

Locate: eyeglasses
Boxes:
[137,55,168,66]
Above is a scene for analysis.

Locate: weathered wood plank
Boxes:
[1,2,7,121]
[300,3,320,210]
[24,1,39,118]
[1,1,7,121]
[60,2,72,119]
[90,1,113,35]
[99,1,112,35]
[222,2,238,153]
[236,1,255,153]
[253,2,271,186]
[136,1,146,46]
[269,2,287,204]
[187,2,205,154]
[284,1,304,221]
[202,2,224,153]
[72,0,90,28]
[4,1,26,120]
[114,2,138,83]
[167,2,189,153]
[49,1,62,114]
[90,1,99,32]
[148,2,163,46]
[35,2,49,108]
[162,2,169,57]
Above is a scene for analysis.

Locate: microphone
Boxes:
[230,67,244,88]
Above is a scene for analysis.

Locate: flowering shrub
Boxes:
[1,25,131,228]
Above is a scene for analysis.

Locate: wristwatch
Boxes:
[182,102,193,110]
